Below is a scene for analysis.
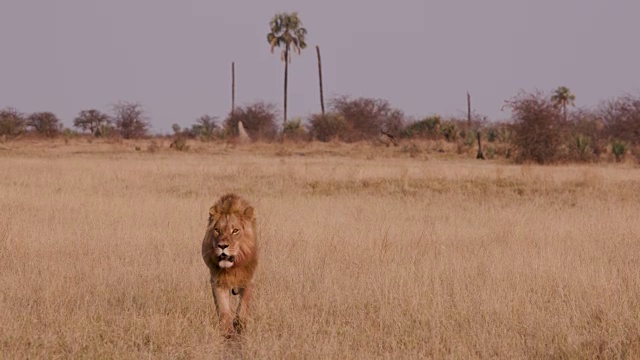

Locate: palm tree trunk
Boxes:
[563,102,567,122]
[316,46,325,117]
[283,46,289,129]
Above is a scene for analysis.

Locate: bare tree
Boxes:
[112,102,149,139]
[27,112,62,137]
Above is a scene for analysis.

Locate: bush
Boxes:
[440,121,458,141]
[0,108,26,138]
[283,117,307,141]
[191,115,218,141]
[170,137,190,151]
[402,116,441,139]
[572,134,593,162]
[599,95,640,145]
[612,139,627,162]
[322,96,404,142]
[566,109,605,160]
[503,91,564,164]
[308,113,350,142]
[224,101,278,140]
[27,112,62,137]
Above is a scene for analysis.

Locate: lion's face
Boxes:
[203,193,257,271]
[209,214,250,268]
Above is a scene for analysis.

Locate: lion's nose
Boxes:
[218,244,229,249]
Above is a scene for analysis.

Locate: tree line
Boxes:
[2,86,640,164]
[2,11,640,164]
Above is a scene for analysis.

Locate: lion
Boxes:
[201,193,258,336]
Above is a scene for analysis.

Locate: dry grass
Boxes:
[1,139,640,359]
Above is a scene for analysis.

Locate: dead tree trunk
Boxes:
[467,91,471,127]
[468,92,485,159]
[231,62,236,118]
[316,46,325,117]
[476,132,485,159]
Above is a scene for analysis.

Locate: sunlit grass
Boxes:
[1,139,640,358]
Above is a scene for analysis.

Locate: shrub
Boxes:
[224,101,278,140]
[170,137,190,151]
[283,117,307,141]
[400,143,422,158]
[402,116,441,139]
[27,112,62,137]
[0,108,26,138]
[572,134,593,162]
[440,121,458,141]
[612,139,627,162]
[191,115,218,141]
[308,113,350,142]
[324,95,404,142]
[503,90,564,164]
[599,95,640,145]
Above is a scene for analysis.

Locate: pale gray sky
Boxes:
[1,0,639,133]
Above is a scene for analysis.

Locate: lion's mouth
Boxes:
[218,254,235,268]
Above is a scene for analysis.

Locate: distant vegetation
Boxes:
[1,11,639,165]
[3,87,640,165]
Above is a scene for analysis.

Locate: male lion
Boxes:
[201,193,258,336]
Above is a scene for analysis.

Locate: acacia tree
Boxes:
[551,86,576,121]
[74,109,110,136]
[27,112,62,137]
[112,102,149,139]
[267,12,307,128]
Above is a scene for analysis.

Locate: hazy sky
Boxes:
[1,0,639,133]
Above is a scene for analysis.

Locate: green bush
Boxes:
[440,122,458,141]
[283,117,307,140]
[612,139,627,162]
[402,116,441,139]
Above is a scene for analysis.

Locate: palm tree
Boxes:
[551,86,576,121]
[267,12,307,128]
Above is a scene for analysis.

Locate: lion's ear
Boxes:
[243,206,255,221]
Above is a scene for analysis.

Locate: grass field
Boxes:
[1,139,640,359]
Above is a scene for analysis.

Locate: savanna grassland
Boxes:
[1,139,640,359]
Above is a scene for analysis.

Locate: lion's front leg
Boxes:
[234,283,253,333]
[211,284,234,336]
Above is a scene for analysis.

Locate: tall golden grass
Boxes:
[1,139,640,359]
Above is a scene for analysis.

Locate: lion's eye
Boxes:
[213,228,220,235]
[232,229,239,235]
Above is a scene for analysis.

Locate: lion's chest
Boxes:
[213,260,257,288]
